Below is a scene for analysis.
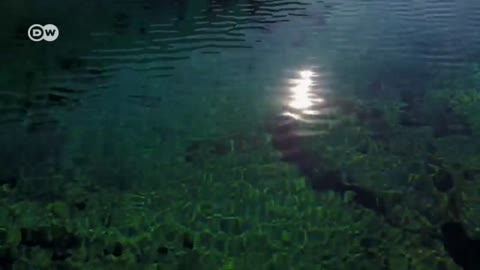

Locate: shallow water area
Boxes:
[1,0,480,269]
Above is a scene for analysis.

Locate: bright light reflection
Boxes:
[300,70,314,79]
[282,111,302,120]
[287,69,322,112]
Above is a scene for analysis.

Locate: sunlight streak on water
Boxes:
[283,69,326,120]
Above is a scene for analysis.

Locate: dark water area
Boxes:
[1,0,480,269]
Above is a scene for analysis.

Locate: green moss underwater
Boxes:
[2,63,480,269]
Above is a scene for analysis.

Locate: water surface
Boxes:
[1,0,480,269]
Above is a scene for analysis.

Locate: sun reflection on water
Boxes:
[283,69,325,120]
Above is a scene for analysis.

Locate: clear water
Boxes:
[1,0,480,269]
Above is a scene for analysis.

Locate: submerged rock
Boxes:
[433,169,454,193]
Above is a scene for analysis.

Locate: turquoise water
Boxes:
[1,0,480,269]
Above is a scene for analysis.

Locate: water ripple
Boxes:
[2,0,480,127]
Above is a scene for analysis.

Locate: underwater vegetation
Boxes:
[267,65,480,270]
[1,67,480,270]
[2,1,480,269]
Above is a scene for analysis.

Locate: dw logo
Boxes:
[28,24,59,42]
